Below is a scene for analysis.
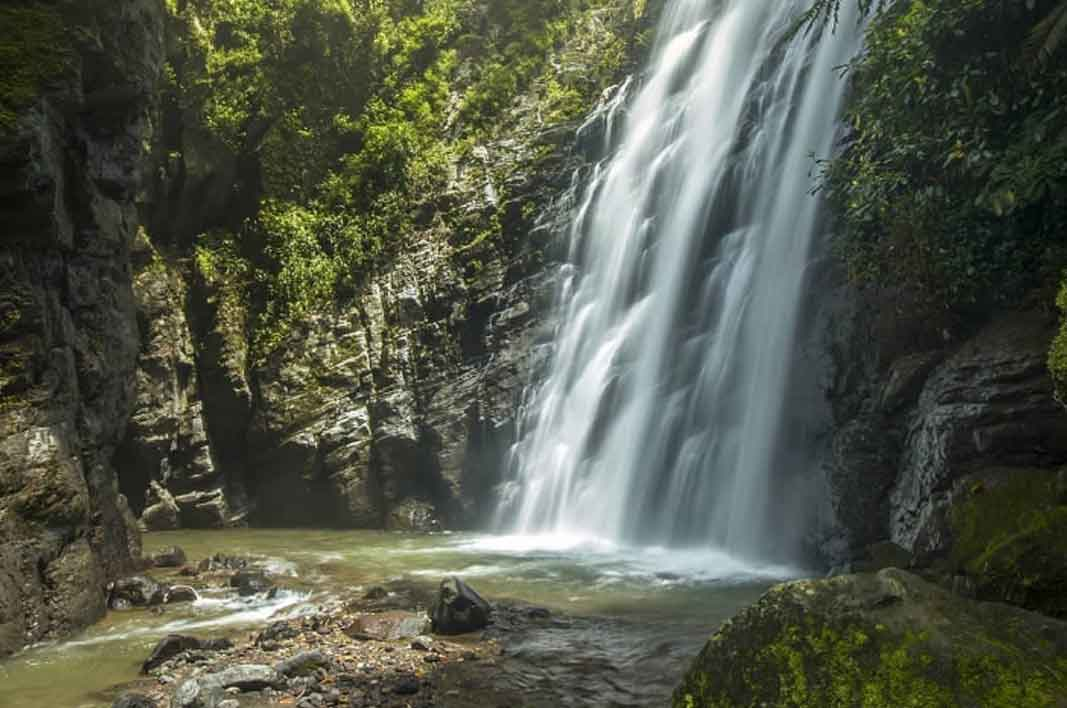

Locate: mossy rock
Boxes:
[0,2,71,131]
[949,468,1067,619]
[673,569,1067,708]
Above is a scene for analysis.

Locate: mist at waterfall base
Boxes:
[495,0,862,569]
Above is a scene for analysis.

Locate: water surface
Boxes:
[0,530,796,707]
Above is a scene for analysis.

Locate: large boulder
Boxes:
[150,546,187,568]
[673,569,1067,707]
[229,569,274,597]
[430,577,491,635]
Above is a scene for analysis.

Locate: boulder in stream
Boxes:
[108,576,163,609]
[163,585,199,605]
[229,569,274,597]
[150,546,188,568]
[672,568,1067,707]
[142,634,233,673]
[429,577,491,635]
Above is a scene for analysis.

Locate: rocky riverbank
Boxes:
[103,547,546,708]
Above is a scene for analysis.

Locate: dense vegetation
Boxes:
[812,0,1067,396]
[161,0,647,358]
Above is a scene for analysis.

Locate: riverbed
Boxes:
[0,530,800,707]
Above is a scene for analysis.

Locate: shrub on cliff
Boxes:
[820,0,1067,319]
[1050,277,1067,404]
[165,0,647,360]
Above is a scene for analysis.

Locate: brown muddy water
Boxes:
[0,530,801,707]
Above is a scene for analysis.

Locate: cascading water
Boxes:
[495,0,863,562]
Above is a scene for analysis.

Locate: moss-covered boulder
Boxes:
[948,467,1067,620]
[673,569,1067,708]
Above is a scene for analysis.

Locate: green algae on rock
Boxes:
[948,467,1067,620]
[672,569,1067,708]
[0,3,70,131]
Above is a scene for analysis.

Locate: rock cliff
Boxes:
[0,0,166,657]
[821,291,1067,610]
[112,0,653,534]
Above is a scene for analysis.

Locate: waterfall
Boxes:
[496,0,862,562]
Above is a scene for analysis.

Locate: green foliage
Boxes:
[823,0,1067,316]
[0,3,70,131]
[169,0,642,359]
[1050,277,1067,404]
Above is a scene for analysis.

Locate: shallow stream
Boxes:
[0,530,800,707]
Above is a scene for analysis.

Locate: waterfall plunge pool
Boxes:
[0,529,802,707]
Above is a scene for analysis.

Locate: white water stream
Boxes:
[498,0,863,562]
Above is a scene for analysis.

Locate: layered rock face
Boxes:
[112,2,641,534]
[0,0,165,657]
[119,129,566,532]
[823,295,1067,599]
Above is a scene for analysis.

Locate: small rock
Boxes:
[410,636,433,651]
[109,576,163,609]
[230,569,274,597]
[363,586,388,601]
[430,577,491,635]
[111,692,158,708]
[217,701,239,708]
[345,612,430,641]
[198,554,248,573]
[275,651,330,678]
[163,585,199,604]
[150,546,188,568]
[257,621,298,645]
[393,676,420,696]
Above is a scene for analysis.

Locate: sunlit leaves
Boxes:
[823,0,1067,314]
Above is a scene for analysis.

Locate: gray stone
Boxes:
[275,650,330,677]
[172,665,280,708]
[151,546,187,568]
[109,576,163,609]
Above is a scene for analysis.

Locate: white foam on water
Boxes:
[52,590,314,651]
[451,533,802,585]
